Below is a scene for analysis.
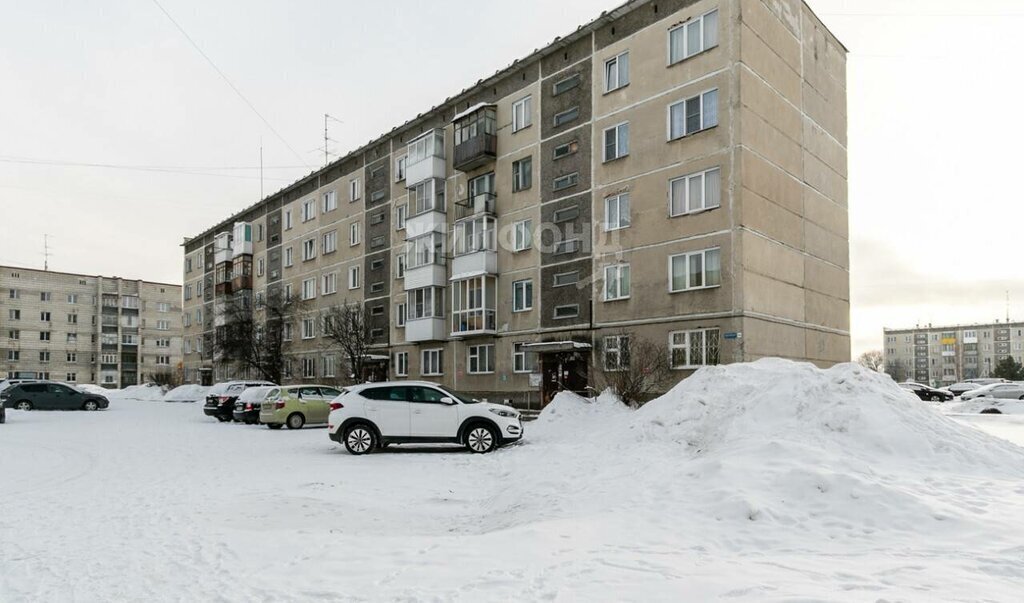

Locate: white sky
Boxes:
[2,0,1023,357]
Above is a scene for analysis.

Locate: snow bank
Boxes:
[106,384,167,402]
[947,398,1024,415]
[75,384,111,396]
[163,384,209,403]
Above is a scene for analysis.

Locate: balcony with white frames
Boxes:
[450,275,496,338]
[451,213,497,277]
[405,178,447,238]
[403,233,447,291]
[406,129,446,186]
[213,232,233,264]
[232,221,253,256]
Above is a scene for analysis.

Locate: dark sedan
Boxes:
[203,380,276,422]
[0,382,110,411]
[898,382,954,402]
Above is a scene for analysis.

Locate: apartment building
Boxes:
[883,321,1024,386]
[0,266,183,388]
[182,0,849,404]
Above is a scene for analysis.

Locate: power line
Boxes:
[149,0,311,169]
[0,156,296,181]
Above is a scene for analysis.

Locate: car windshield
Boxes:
[208,383,233,395]
[226,384,245,395]
[439,387,479,404]
[238,387,272,401]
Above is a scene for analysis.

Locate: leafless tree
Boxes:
[146,369,181,388]
[596,331,673,408]
[320,301,371,385]
[215,289,303,384]
[857,350,884,372]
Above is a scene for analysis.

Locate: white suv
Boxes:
[327,381,523,454]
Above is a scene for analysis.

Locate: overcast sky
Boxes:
[3,0,1023,357]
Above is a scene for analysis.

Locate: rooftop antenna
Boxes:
[259,137,264,200]
[43,234,52,271]
[323,113,343,167]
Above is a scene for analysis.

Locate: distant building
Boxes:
[883,322,1024,386]
[0,266,183,388]
[182,0,849,404]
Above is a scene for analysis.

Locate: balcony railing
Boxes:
[454,192,495,221]
[453,133,497,172]
[452,309,496,336]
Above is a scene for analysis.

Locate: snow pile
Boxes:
[163,384,209,403]
[74,384,111,396]
[528,388,629,442]
[106,384,167,402]
[947,398,1024,415]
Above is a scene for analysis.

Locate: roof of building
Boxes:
[185,0,847,246]
[0,264,182,289]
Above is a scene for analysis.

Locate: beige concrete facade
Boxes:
[182,0,848,404]
[0,266,183,388]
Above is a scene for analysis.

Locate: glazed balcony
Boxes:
[452,105,497,173]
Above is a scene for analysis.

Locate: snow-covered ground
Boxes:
[3,359,1024,601]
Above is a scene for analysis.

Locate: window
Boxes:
[554,305,579,320]
[669,248,722,292]
[670,328,721,368]
[302,318,316,339]
[453,215,496,256]
[370,189,386,203]
[257,223,264,241]
[669,8,719,64]
[156,356,171,366]
[553,271,580,287]
[467,345,495,374]
[512,96,532,132]
[603,122,629,161]
[670,167,721,216]
[284,209,293,230]
[7,351,19,361]
[408,233,445,269]
[669,89,719,139]
[604,335,629,371]
[605,51,630,92]
[554,239,580,255]
[257,257,265,277]
[552,72,581,95]
[302,238,317,261]
[604,193,630,230]
[323,190,337,212]
[66,352,77,362]
[604,264,631,301]
[409,287,444,320]
[39,331,51,341]
[283,323,293,341]
[396,253,406,279]
[156,320,170,331]
[284,247,294,267]
[513,220,533,251]
[67,293,78,304]
[8,329,19,339]
[421,349,444,376]
[452,276,496,334]
[302,358,316,378]
[553,140,578,160]
[349,178,361,201]
[349,266,361,290]
[323,272,337,295]
[395,156,407,182]
[396,205,407,230]
[512,157,533,192]
[40,291,52,301]
[323,355,336,378]
[40,311,51,322]
[323,231,338,254]
[350,222,361,246]
[66,373,77,382]
[553,173,579,192]
[301,278,316,300]
[512,279,533,312]
[411,178,445,215]
[157,302,171,313]
[302,199,316,222]
[394,352,409,377]
[67,313,78,324]
[39,351,51,363]
[513,343,538,373]
[553,106,579,127]
[396,302,407,327]
[9,309,20,320]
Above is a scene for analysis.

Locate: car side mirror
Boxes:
[440,396,456,405]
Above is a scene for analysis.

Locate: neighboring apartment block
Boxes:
[0,266,183,388]
[883,322,1024,386]
[182,0,849,404]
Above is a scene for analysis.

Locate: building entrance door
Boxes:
[540,350,589,406]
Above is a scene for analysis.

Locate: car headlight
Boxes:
[489,408,517,418]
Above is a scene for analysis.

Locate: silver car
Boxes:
[961,382,1024,401]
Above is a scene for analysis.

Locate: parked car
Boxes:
[259,385,344,430]
[203,381,276,422]
[947,382,982,397]
[0,378,39,393]
[327,381,523,455]
[961,382,1024,401]
[231,386,277,424]
[967,378,1009,386]
[0,381,109,411]
[898,382,954,402]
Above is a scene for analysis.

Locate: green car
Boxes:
[259,384,343,430]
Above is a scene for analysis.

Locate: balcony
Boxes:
[405,178,447,238]
[406,317,447,342]
[452,105,497,172]
[452,214,497,277]
[406,129,446,185]
[231,274,252,291]
[454,192,495,221]
[451,275,496,337]
[215,281,233,297]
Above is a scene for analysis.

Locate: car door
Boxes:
[361,386,410,438]
[994,384,1023,399]
[45,384,74,409]
[294,386,321,422]
[408,386,461,438]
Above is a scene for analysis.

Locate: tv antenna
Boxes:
[322,113,343,166]
[43,234,53,271]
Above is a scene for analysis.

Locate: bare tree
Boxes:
[857,350,884,372]
[146,369,181,388]
[215,289,303,384]
[596,331,673,408]
[320,301,371,385]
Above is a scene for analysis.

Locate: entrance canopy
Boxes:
[522,341,592,353]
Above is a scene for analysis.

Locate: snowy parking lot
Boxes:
[3,360,1024,601]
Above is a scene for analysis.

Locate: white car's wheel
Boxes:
[465,425,497,454]
[344,425,376,455]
